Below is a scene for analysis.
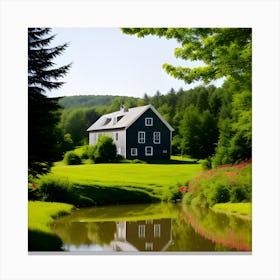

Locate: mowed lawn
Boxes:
[49,160,202,201]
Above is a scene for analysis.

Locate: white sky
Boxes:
[48,28,222,98]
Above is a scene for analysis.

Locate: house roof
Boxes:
[87,104,174,132]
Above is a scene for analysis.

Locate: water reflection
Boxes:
[52,203,251,252]
[112,219,172,251]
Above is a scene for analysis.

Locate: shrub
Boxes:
[39,176,76,203]
[230,185,250,202]
[201,157,212,170]
[63,151,81,165]
[93,135,117,163]
[208,185,230,206]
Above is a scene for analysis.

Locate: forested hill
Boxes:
[58,95,137,108]
[56,83,251,167]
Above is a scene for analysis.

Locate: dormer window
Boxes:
[145,117,153,126]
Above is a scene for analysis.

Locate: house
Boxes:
[111,218,173,252]
[87,104,174,160]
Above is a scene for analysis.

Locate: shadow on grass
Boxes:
[28,229,63,251]
[147,159,198,165]
[72,185,160,207]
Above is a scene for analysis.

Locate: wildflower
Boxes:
[179,186,186,193]
[179,213,185,219]
[229,180,235,185]
[32,183,37,189]
[189,181,193,186]
[188,187,193,192]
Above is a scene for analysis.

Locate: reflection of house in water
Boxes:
[111,219,172,251]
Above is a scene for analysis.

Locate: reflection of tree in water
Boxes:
[181,205,252,251]
[86,222,116,246]
[53,222,91,247]
[168,217,216,251]
[53,221,116,247]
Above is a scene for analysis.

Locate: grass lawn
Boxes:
[48,159,202,203]
[212,202,252,217]
[28,201,74,251]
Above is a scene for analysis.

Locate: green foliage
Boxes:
[122,28,251,165]
[63,151,82,165]
[182,161,251,207]
[39,175,76,203]
[201,157,212,170]
[28,28,71,176]
[180,106,218,159]
[122,28,251,84]
[92,135,117,163]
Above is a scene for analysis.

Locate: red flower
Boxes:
[188,187,193,192]
[179,186,185,193]
[229,180,235,185]
[32,183,37,189]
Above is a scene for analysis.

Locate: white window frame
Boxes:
[145,146,153,156]
[145,242,153,251]
[131,148,138,156]
[138,224,146,238]
[154,224,161,238]
[145,117,153,126]
[138,131,145,144]
[153,132,161,144]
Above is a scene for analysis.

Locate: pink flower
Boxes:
[179,186,186,193]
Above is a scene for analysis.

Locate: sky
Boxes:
[48,28,222,98]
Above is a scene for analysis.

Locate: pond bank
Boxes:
[28,201,74,251]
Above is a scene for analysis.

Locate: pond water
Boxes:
[52,203,251,253]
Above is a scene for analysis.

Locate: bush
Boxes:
[39,176,75,203]
[201,157,212,170]
[230,185,250,202]
[63,151,81,165]
[93,135,117,163]
[208,185,230,206]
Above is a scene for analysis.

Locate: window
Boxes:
[138,131,145,143]
[145,242,153,251]
[154,224,161,237]
[153,132,161,144]
[138,224,146,238]
[145,117,153,126]
[145,146,153,156]
[131,148,138,156]
[115,132,118,141]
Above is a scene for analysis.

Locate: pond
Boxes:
[52,203,251,253]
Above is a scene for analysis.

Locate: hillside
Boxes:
[58,95,137,109]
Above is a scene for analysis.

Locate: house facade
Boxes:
[87,104,174,160]
[111,218,173,252]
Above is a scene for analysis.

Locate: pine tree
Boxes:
[28,28,71,176]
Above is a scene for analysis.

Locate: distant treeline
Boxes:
[56,81,251,167]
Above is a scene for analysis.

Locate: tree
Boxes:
[122,28,251,164]
[28,28,71,176]
[180,106,218,159]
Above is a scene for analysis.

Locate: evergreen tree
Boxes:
[28,28,71,176]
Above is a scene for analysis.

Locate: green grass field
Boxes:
[212,202,252,217]
[48,159,202,203]
[28,201,74,251]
